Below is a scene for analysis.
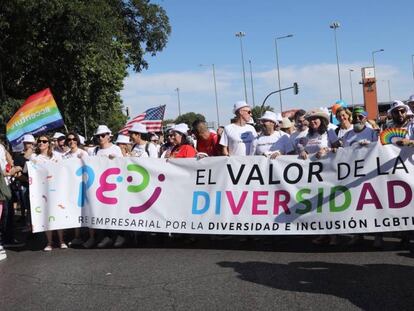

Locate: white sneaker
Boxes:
[114,235,126,248]
[97,237,113,248]
[43,245,53,252]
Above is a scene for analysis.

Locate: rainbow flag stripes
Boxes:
[380,127,408,145]
[6,88,64,146]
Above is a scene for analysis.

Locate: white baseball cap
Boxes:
[129,123,147,134]
[52,132,65,140]
[23,134,35,143]
[115,134,131,144]
[94,125,112,136]
[259,111,278,124]
[172,123,189,135]
[233,100,250,114]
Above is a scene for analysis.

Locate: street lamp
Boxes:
[330,21,342,100]
[248,60,256,107]
[199,64,220,126]
[274,34,293,112]
[349,69,354,106]
[235,31,248,103]
[372,49,384,69]
[175,88,181,116]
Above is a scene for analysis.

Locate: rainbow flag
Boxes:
[6,88,64,146]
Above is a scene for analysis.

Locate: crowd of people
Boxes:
[1,96,414,260]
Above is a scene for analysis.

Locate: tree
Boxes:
[0,0,171,136]
[252,105,274,123]
[175,113,206,129]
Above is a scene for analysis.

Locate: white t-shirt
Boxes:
[289,128,308,154]
[88,144,123,157]
[32,153,61,163]
[300,132,331,154]
[336,126,353,139]
[342,127,378,147]
[219,123,257,156]
[0,144,6,172]
[62,148,88,160]
[255,131,293,155]
[131,142,158,158]
[23,153,60,175]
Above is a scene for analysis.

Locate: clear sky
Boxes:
[121,0,414,126]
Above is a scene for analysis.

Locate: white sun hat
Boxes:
[172,123,189,135]
[275,112,283,122]
[115,134,131,144]
[387,100,411,115]
[94,125,112,136]
[259,111,278,124]
[128,123,147,134]
[232,100,250,114]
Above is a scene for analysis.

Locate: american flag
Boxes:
[119,105,166,134]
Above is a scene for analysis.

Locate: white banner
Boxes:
[29,143,414,235]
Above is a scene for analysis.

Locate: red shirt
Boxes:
[196,132,219,156]
[170,144,197,158]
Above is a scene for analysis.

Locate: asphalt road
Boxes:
[1,233,414,311]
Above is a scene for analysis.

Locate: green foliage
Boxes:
[0,0,171,137]
[252,105,274,123]
[175,113,206,128]
[0,97,24,134]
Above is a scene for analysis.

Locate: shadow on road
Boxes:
[217,260,414,310]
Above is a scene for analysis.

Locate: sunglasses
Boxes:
[37,140,49,144]
[354,114,366,120]
[66,137,77,142]
[241,110,252,114]
[392,109,406,115]
[97,133,109,138]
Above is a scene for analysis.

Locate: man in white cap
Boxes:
[84,125,123,249]
[52,132,68,157]
[87,125,122,158]
[255,111,292,158]
[220,101,257,156]
[383,100,414,146]
[129,123,158,158]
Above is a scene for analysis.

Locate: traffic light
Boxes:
[293,82,299,95]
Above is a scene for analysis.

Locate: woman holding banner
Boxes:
[255,111,293,158]
[33,135,66,251]
[296,109,338,245]
[168,123,197,158]
[297,109,335,160]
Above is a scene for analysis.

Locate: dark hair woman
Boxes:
[168,123,197,158]
[33,135,66,251]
